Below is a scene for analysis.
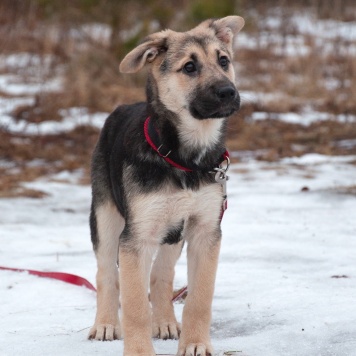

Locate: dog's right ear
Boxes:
[119,32,168,74]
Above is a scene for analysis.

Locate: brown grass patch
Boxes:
[332,185,356,196]
[227,115,356,161]
[1,1,355,197]
[0,166,49,198]
[0,187,49,199]
[0,125,99,197]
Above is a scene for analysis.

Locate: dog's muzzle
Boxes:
[189,81,241,120]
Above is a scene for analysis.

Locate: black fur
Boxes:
[162,220,185,245]
[89,202,98,249]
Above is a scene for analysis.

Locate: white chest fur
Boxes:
[129,183,222,246]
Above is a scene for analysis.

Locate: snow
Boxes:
[242,101,356,126]
[0,53,56,75]
[80,23,112,45]
[262,10,356,42]
[237,11,356,57]
[0,74,62,96]
[0,105,108,135]
[250,111,356,126]
[0,59,109,135]
[1,155,356,356]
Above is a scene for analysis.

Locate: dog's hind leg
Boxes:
[88,200,124,341]
[150,241,183,340]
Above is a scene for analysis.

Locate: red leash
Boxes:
[0,266,188,302]
[0,266,96,292]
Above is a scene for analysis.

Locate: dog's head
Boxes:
[120,16,244,122]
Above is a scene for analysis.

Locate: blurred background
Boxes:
[0,0,355,198]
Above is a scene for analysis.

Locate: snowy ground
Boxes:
[1,154,356,356]
[1,11,356,355]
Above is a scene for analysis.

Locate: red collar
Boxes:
[144,116,229,172]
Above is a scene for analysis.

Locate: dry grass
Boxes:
[330,185,356,196]
[0,1,355,197]
[226,105,356,161]
[238,36,356,116]
[0,126,99,196]
[315,184,356,197]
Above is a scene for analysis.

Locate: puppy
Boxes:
[88,16,245,356]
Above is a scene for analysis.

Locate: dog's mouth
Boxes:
[190,107,236,119]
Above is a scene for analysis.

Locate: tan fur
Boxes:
[88,201,124,341]
[119,247,156,356]
[150,242,184,339]
[178,228,221,355]
[128,182,222,239]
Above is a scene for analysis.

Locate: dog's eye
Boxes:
[183,61,197,74]
[219,56,229,69]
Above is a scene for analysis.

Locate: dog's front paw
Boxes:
[88,323,121,341]
[177,342,213,356]
[152,320,181,340]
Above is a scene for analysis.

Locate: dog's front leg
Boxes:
[178,231,221,356]
[88,201,123,341]
[150,242,183,340]
[119,244,156,356]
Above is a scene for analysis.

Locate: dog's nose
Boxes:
[216,86,236,101]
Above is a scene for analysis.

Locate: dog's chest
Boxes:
[130,183,222,243]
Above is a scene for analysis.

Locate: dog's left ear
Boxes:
[211,16,245,47]
[119,32,168,73]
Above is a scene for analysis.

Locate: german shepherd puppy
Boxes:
[88,16,245,356]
